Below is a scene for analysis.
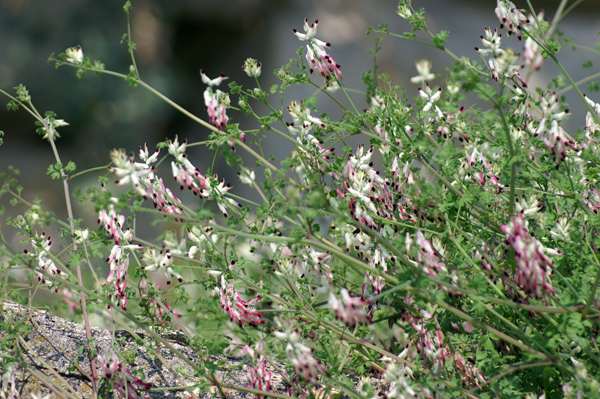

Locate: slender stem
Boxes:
[583,241,600,317]
[420,291,555,361]
[495,100,517,217]
[47,131,98,398]
[124,5,140,80]
[468,361,555,394]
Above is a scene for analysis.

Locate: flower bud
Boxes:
[242,58,262,78]
[65,45,83,64]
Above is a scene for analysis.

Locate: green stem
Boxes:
[499,114,516,216]
[419,291,555,361]
[583,241,600,317]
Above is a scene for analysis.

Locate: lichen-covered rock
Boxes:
[0,301,290,398]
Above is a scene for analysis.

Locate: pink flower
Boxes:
[328,288,371,326]
[98,205,132,245]
[535,120,578,167]
[415,231,447,278]
[243,341,273,396]
[167,135,239,216]
[215,276,265,327]
[106,252,130,310]
[524,37,543,70]
[453,353,486,387]
[501,213,562,298]
[97,349,152,399]
[200,71,229,128]
[23,232,69,292]
[203,88,229,128]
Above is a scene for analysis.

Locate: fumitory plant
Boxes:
[2,0,600,398]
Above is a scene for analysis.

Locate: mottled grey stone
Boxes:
[0,301,290,398]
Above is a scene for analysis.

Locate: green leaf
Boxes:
[541,38,560,58]
[6,100,18,111]
[433,30,449,48]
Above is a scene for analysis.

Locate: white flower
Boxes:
[74,228,89,244]
[292,18,319,41]
[30,391,51,399]
[238,167,255,184]
[139,143,160,164]
[418,83,442,112]
[65,45,83,64]
[41,117,69,140]
[397,2,412,20]
[107,149,153,197]
[200,70,228,87]
[475,27,503,57]
[410,60,435,84]
[584,95,600,134]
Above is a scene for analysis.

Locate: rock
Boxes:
[0,301,289,398]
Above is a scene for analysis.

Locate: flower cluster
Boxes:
[23,232,68,291]
[383,359,431,399]
[273,319,327,384]
[242,58,262,78]
[501,213,562,298]
[524,37,543,70]
[417,83,442,113]
[475,27,502,57]
[475,22,526,85]
[215,275,265,327]
[529,92,578,167]
[97,349,152,399]
[243,341,273,395]
[168,136,240,216]
[414,231,447,278]
[495,0,530,40]
[140,247,183,285]
[328,288,371,326]
[0,366,18,399]
[40,115,69,141]
[286,100,333,172]
[463,146,501,192]
[275,246,333,283]
[201,70,229,128]
[412,322,449,374]
[336,144,413,229]
[287,100,326,137]
[98,204,134,245]
[453,352,487,388]
[105,242,142,310]
[109,145,186,221]
[410,60,435,85]
[64,45,84,64]
[582,95,600,156]
[293,19,342,88]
